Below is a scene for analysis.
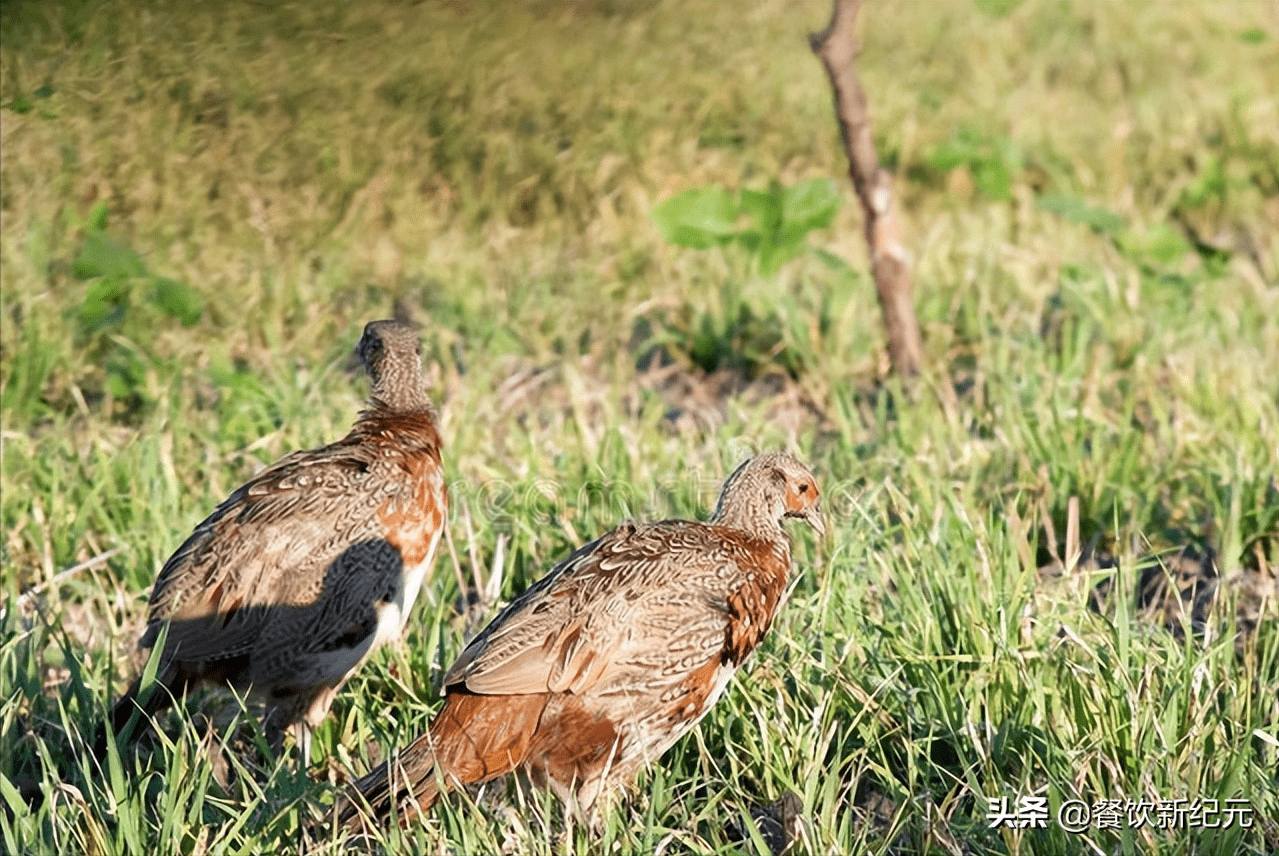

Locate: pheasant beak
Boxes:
[804,505,826,538]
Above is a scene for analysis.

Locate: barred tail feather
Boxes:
[339,739,441,832]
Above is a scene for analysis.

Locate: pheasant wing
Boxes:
[445,521,738,697]
[141,439,413,664]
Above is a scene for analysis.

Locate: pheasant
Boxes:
[342,451,822,829]
[99,320,447,764]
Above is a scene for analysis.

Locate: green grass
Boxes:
[2,0,1277,853]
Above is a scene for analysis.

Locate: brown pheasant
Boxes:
[100,320,447,764]
[342,451,821,828]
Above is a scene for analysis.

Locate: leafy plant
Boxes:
[922,125,1023,200]
[1036,192,1222,273]
[647,179,844,378]
[68,204,205,417]
[1036,194,1127,235]
[651,178,840,275]
[73,205,204,330]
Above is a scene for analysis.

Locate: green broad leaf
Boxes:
[1179,157,1227,209]
[926,126,1021,200]
[151,276,204,326]
[740,187,782,234]
[758,232,809,276]
[73,230,147,279]
[77,276,130,329]
[926,125,989,171]
[736,229,764,254]
[811,247,856,275]
[1037,194,1127,234]
[87,201,109,232]
[973,160,1013,201]
[1118,224,1192,266]
[105,365,137,400]
[651,187,738,249]
[781,177,839,235]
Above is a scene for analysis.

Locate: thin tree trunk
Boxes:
[810,0,923,378]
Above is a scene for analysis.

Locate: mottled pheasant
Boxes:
[99,320,447,764]
[342,451,821,828]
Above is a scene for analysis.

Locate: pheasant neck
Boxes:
[369,379,435,414]
[709,491,784,541]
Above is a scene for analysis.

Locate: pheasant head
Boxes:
[710,451,824,538]
[356,320,434,413]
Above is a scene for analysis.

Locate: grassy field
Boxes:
[2,0,1278,853]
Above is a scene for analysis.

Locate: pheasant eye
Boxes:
[798,483,809,494]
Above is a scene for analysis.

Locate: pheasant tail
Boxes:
[342,690,547,830]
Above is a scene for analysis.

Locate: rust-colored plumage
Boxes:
[343,452,821,827]
[100,321,447,763]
